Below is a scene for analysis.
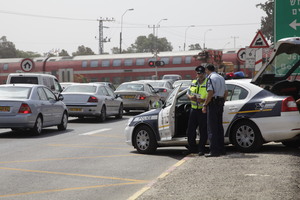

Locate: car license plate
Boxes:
[69,108,82,112]
[0,106,10,112]
[123,95,135,99]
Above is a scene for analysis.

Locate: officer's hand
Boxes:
[202,107,207,113]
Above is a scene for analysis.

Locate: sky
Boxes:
[0,0,267,55]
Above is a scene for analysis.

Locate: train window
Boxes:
[185,56,192,64]
[161,57,169,65]
[102,60,110,67]
[172,57,182,64]
[124,59,133,66]
[136,58,145,66]
[113,59,121,67]
[3,63,8,70]
[82,61,88,68]
[90,60,98,67]
[113,77,122,85]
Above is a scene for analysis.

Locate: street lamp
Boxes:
[203,28,212,49]
[154,18,167,79]
[184,25,195,51]
[119,8,134,53]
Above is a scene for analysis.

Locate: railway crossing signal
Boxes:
[148,60,165,67]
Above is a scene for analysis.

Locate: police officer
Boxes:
[202,64,228,157]
[186,65,208,155]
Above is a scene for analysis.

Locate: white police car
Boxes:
[125,37,300,154]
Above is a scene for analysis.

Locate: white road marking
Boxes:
[79,128,112,136]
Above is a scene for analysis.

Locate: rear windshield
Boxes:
[0,87,31,99]
[63,85,97,93]
[116,83,144,91]
[10,77,38,84]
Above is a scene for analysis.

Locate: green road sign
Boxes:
[275,0,300,42]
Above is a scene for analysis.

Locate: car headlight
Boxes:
[127,117,134,126]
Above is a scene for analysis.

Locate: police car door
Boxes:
[223,84,249,132]
[158,86,181,141]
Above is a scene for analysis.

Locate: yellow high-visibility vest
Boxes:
[189,78,208,109]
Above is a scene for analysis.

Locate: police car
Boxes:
[125,37,300,154]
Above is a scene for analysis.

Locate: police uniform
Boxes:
[205,66,227,156]
[186,66,208,154]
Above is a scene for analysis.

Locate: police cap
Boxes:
[195,65,205,74]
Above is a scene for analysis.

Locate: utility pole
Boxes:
[97,17,114,54]
[231,36,239,49]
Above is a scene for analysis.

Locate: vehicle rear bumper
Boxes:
[0,115,35,128]
[253,113,300,141]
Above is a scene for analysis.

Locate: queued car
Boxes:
[61,83,123,121]
[0,84,68,135]
[124,79,300,154]
[172,80,192,91]
[115,81,161,113]
[139,80,173,102]
[90,82,116,91]
[162,74,182,84]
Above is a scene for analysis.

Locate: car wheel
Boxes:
[115,104,123,119]
[231,120,263,153]
[57,111,68,131]
[32,115,43,135]
[133,125,157,154]
[98,105,106,122]
[282,140,300,148]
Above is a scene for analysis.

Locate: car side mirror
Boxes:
[58,94,64,101]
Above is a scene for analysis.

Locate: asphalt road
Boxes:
[0,114,186,200]
[0,113,299,200]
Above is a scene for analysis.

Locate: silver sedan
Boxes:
[61,83,123,121]
[115,81,161,112]
[0,84,68,135]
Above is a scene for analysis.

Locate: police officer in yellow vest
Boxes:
[186,65,208,155]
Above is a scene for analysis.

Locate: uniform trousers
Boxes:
[207,99,225,155]
[187,108,208,153]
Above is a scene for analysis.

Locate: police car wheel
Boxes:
[231,120,263,153]
[133,125,157,154]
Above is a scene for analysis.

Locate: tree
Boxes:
[112,34,173,54]
[59,49,70,56]
[72,45,95,56]
[256,0,274,43]
[188,43,202,50]
[16,50,41,58]
[0,36,18,58]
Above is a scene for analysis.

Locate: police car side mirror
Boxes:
[152,100,163,109]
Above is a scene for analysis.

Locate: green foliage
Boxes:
[256,0,274,43]
[59,49,69,56]
[0,36,17,58]
[189,43,202,50]
[113,34,173,54]
[16,50,41,58]
[72,45,95,56]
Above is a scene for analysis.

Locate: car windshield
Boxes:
[116,84,144,91]
[0,87,31,99]
[173,80,191,87]
[148,82,165,87]
[261,52,300,79]
[63,85,97,93]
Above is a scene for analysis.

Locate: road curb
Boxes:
[127,155,194,200]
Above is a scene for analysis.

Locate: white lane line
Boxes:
[79,128,112,136]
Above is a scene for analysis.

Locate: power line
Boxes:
[0,9,96,21]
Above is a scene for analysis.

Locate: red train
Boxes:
[0,49,227,85]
